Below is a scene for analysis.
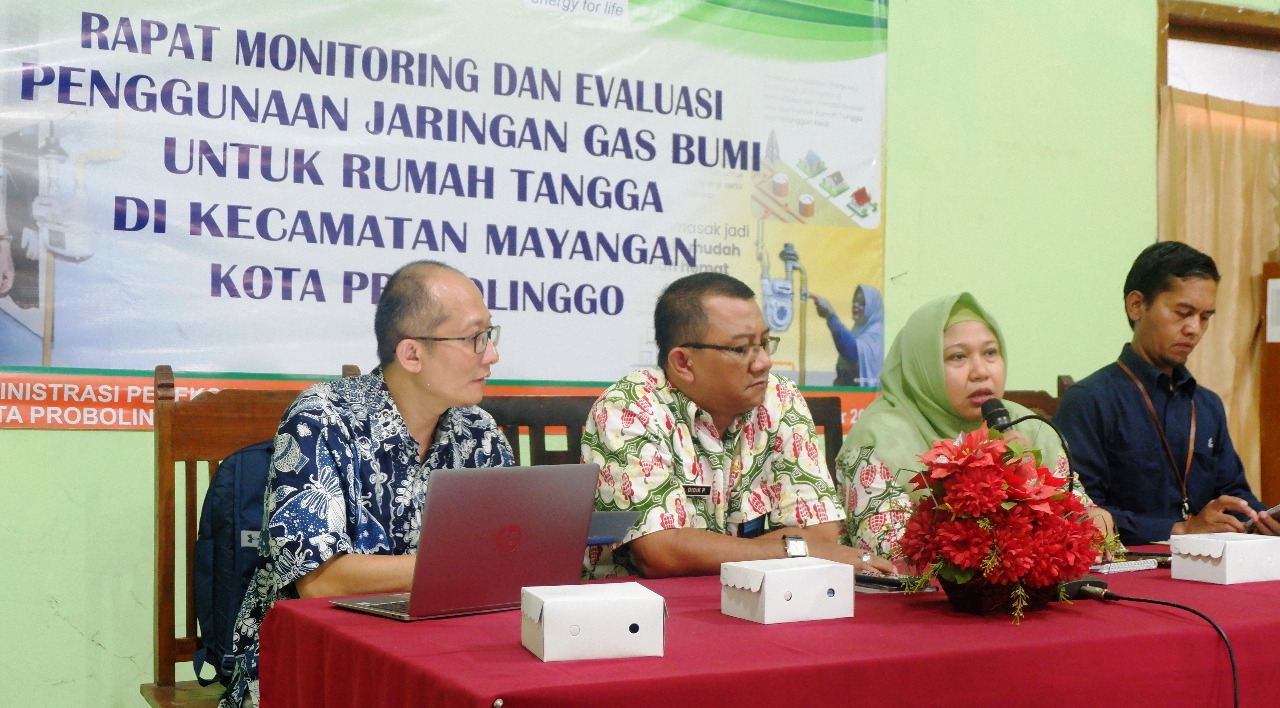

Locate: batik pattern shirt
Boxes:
[220,370,513,708]
[581,367,845,578]
[838,442,1077,560]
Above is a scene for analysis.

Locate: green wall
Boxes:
[884,2,1158,389]
[1,430,155,705]
[4,1,1256,704]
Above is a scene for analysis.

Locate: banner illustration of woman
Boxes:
[810,284,883,388]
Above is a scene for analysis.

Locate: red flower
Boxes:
[941,464,1009,516]
[918,426,1008,481]
[934,518,993,570]
[898,424,1103,591]
[1003,456,1069,513]
[899,498,940,566]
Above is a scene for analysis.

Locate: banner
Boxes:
[0,0,886,429]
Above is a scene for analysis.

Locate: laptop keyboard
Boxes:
[370,599,410,614]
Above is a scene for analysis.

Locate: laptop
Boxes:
[331,463,599,621]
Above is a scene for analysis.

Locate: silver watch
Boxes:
[783,534,808,558]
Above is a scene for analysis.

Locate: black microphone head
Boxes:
[981,398,1011,431]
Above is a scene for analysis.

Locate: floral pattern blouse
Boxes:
[838,443,1084,561]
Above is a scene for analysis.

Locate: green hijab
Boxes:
[841,292,1064,476]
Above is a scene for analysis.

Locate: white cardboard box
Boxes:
[520,582,666,662]
[720,557,854,624]
[1170,533,1280,585]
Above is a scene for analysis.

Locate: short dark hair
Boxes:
[374,260,461,365]
[1122,242,1220,328]
[654,272,756,367]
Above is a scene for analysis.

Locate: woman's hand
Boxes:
[1085,506,1117,562]
[810,294,834,318]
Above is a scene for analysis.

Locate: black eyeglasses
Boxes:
[409,325,500,354]
[679,336,779,360]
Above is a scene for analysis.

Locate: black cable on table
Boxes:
[1081,586,1238,708]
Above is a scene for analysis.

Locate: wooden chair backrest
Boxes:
[805,396,847,473]
[1003,389,1060,417]
[476,394,847,473]
[477,395,600,466]
[151,364,358,686]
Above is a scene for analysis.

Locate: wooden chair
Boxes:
[1003,389,1059,417]
[477,394,847,473]
[477,395,600,465]
[805,396,847,473]
[142,365,358,708]
[1005,376,1076,418]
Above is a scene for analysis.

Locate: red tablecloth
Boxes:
[260,569,1280,707]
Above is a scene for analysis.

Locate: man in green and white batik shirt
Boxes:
[582,273,895,579]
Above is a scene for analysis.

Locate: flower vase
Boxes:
[937,577,1056,617]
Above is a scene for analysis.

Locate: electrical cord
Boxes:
[1005,413,1078,496]
[1080,585,1238,708]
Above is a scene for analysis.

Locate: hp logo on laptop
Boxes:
[495,524,522,552]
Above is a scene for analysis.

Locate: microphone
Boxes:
[981,399,1012,432]
[981,397,1079,495]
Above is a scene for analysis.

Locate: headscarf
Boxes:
[850,285,884,386]
[833,284,885,387]
[840,292,1064,477]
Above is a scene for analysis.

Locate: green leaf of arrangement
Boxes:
[938,564,976,584]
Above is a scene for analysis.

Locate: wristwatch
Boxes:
[782,534,808,558]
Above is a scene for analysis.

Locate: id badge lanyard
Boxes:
[1116,359,1196,518]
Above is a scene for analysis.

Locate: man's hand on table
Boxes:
[1172,495,1257,535]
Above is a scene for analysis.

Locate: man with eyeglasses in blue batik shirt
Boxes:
[221,260,514,708]
[581,272,896,579]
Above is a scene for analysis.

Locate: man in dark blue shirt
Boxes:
[1055,242,1279,545]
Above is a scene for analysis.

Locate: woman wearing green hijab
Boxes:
[835,292,1110,559]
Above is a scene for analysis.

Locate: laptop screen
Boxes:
[407,463,600,618]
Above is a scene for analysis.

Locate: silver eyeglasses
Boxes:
[679,336,779,361]
[409,325,500,354]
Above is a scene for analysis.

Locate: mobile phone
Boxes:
[1246,503,1280,530]
[855,573,907,590]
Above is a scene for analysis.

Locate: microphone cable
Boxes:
[1080,585,1238,708]
[1004,413,1077,495]
[982,398,1080,497]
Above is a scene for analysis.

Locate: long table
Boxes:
[260,569,1280,707]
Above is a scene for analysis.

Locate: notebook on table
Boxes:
[331,463,599,621]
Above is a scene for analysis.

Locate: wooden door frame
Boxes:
[1159,1,1280,89]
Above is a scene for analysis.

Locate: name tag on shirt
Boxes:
[732,516,766,539]
[682,484,711,498]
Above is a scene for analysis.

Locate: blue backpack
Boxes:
[192,440,274,686]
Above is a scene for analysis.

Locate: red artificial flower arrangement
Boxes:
[898,424,1102,621]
